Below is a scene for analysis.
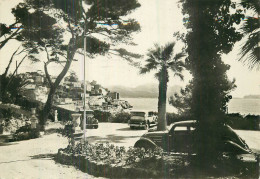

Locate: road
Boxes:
[84,123,260,154]
[0,123,105,179]
[0,122,259,179]
[236,130,260,154]
[83,123,147,148]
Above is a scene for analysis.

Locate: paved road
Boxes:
[83,123,147,148]
[0,123,105,179]
[236,130,260,154]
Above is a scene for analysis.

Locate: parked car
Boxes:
[129,111,157,130]
[134,120,251,154]
[83,110,99,129]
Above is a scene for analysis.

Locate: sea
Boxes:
[122,98,260,115]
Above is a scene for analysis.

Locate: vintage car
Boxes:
[129,111,157,130]
[134,120,251,154]
[82,110,98,129]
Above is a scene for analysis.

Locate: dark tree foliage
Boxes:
[180,0,245,164]
[10,0,141,128]
[169,79,235,115]
[0,74,28,103]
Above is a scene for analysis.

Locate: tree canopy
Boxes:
[180,0,245,163]
[3,0,142,127]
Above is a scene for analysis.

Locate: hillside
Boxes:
[108,84,181,98]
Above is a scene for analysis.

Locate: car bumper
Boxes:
[130,124,146,127]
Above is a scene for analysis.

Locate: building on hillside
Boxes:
[90,80,97,86]
[59,98,73,104]
[108,92,120,100]
[35,76,44,84]
[94,84,101,90]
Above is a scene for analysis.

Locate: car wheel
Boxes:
[134,141,156,151]
[147,121,150,128]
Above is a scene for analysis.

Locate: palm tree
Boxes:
[140,42,185,131]
[239,0,260,70]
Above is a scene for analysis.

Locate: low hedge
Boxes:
[166,112,260,130]
[93,110,111,122]
[57,141,190,178]
[110,112,131,123]
[0,104,31,119]
[57,141,258,178]
[225,113,260,130]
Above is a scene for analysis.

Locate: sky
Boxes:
[0,0,259,98]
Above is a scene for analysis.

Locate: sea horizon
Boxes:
[122,97,260,115]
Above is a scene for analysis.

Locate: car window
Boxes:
[174,126,187,131]
[171,126,195,133]
[131,112,145,117]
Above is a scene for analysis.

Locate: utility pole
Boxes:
[83,25,87,142]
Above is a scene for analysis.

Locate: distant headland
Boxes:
[243,95,260,99]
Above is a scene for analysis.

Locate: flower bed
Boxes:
[57,141,192,178]
[56,140,259,178]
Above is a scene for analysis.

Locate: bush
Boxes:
[225,113,260,130]
[110,112,131,123]
[62,121,75,137]
[11,124,40,141]
[61,141,164,166]
[166,113,191,125]
[0,104,31,119]
[15,97,44,116]
[93,110,111,122]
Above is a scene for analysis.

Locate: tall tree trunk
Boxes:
[0,28,20,50]
[39,38,78,129]
[157,67,168,131]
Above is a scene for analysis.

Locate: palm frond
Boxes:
[239,31,260,69]
[140,60,158,74]
[161,42,175,61]
[140,67,151,74]
[174,72,184,81]
[168,60,185,72]
[173,52,186,61]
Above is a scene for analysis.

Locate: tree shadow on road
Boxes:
[0,142,18,146]
[30,153,56,160]
[86,134,139,144]
[116,127,145,131]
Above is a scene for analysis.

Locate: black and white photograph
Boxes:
[0,0,259,178]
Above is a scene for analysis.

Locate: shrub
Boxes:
[93,110,111,122]
[11,124,40,141]
[15,97,44,116]
[225,113,260,130]
[0,104,31,119]
[166,113,190,125]
[61,141,164,166]
[110,112,131,123]
[62,121,75,137]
